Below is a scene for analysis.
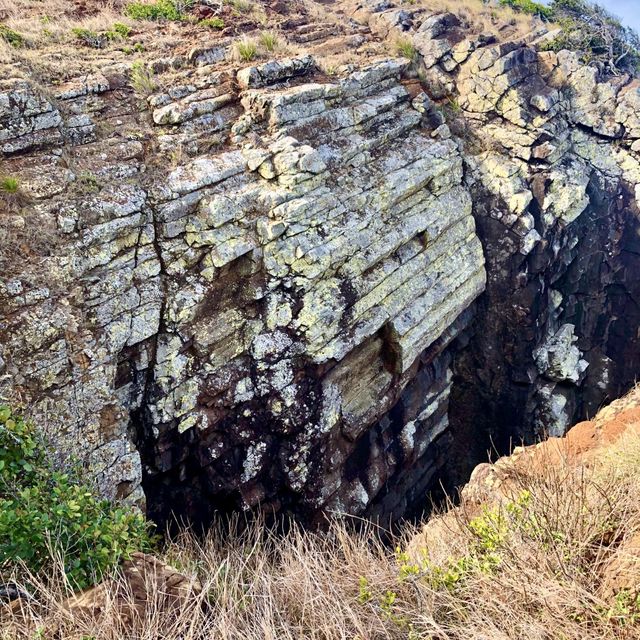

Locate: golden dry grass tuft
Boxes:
[2,421,640,639]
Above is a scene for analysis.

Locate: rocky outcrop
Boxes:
[2,0,640,527]
[0,52,485,525]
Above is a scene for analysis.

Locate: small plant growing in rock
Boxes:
[447,97,462,113]
[259,30,278,52]
[0,175,27,211]
[0,24,25,47]
[0,176,20,194]
[236,37,258,62]
[395,37,416,60]
[75,171,102,194]
[105,22,133,40]
[124,42,145,54]
[199,17,225,29]
[130,61,157,94]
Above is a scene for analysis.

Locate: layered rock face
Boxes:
[2,1,640,526]
[0,55,485,524]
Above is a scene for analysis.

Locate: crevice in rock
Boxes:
[443,179,640,493]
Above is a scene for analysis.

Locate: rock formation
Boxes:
[1,0,640,528]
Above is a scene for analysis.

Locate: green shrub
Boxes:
[0,405,155,591]
[542,0,640,75]
[0,405,41,487]
[124,42,145,54]
[0,25,25,48]
[199,17,225,29]
[499,0,553,19]
[394,492,533,592]
[105,22,132,40]
[72,23,131,46]
[0,176,20,194]
[125,0,192,21]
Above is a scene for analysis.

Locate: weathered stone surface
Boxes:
[3,1,640,528]
[0,54,486,524]
[237,55,316,89]
[0,80,63,153]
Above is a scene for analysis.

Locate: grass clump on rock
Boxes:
[236,36,258,62]
[395,37,417,60]
[0,176,20,194]
[259,30,278,52]
[130,60,157,95]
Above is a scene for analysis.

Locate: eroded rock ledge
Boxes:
[2,1,640,526]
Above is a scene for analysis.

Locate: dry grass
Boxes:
[0,0,129,47]
[2,427,640,639]
[0,0,553,74]
[0,0,133,79]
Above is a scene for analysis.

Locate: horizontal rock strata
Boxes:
[2,0,640,525]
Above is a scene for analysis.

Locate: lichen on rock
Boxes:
[2,0,640,527]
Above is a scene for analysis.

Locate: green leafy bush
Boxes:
[0,405,155,590]
[499,0,553,19]
[199,17,225,30]
[105,22,133,40]
[394,492,534,592]
[0,24,25,47]
[72,23,131,47]
[125,0,192,21]
[0,404,41,486]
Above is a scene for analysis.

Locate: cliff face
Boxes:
[2,0,640,527]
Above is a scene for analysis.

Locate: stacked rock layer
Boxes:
[2,1,640,525]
